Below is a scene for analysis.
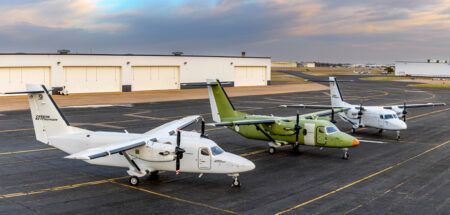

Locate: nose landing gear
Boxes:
[231,175,241,188]
[396,130,401,141]
[342,148,350,160]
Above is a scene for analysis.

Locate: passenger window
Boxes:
[201,148,210,156]
[380,115,384,119]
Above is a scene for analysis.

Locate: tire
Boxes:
[129,176,139,186]
[231,179,241,187]
[342,153,350,160]
[268,147,276,155]
[293,143,300,154]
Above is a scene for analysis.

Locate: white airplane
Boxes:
[282,77,446,140]
[4,85,255,187]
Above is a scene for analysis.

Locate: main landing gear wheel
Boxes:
[293,143,300,154]
[148,171,159,180]
[342,152,350,160]
[231,178,241,188]
[268,147,276,155]
[396,131,401,141]
[129,176,140,186]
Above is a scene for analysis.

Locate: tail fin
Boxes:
[329,77,350,107]
[9,85,73,143]
[206,79,243,122]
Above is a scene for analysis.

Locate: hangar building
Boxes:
[395,60,450,77]
[0,53,271,94]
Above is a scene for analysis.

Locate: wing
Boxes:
[207,119,275,127]
[144,115,202,137]
[65,139,146,160]
[384,103,446,109]
[301,107,350,119]
[280,104,338,109]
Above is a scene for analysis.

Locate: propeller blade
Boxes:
[176,130,181,147]
[201,119,206,137]
[295,111,300,143]
[402,102,407,122]
[358,104,363,126]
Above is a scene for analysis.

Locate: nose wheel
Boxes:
[342,148,350,160]
[396,131,400,141]
[268,147,276,155]
[129,176,140,186]
[231,176,241,188]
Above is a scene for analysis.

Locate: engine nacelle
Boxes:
[347,108,360,119]
[391,106,404,117]
[266,121,295,135]
[138,142,175,162]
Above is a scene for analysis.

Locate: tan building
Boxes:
[0,53,271,94]
[272,61,297,68]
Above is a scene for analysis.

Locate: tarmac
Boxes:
[0,75,449,214]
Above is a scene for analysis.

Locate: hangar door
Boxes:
[0,67,50,92]
[234,66,267,86]
[132,66,179,91]
[63,66,121,93]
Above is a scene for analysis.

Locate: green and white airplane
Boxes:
[206,79,360,159]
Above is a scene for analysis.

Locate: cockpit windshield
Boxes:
[211,146,224,156]
[384,114,395,119]
[326,126,339,134]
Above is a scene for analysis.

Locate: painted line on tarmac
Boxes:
[110,181,237,214]
[274,139,450,215]
[0,176,128,199]
[0,128,33,133]
[358,139,387,144]
[0,147,56,155]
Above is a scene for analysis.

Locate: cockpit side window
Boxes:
[380,115,384,119]
[200,148,210,156]
[211,146,224,156]
[318,127,325,133]
[384,114,394,119]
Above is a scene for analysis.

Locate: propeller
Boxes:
[330,108,336,123]
[294,110,301,144]
[175,130,185,174]
[200,118,207,138]
[357,103,363,127]
[402,102,407,122]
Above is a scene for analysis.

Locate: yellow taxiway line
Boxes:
[0,176,127,199]
[110,181,237,214]
[274,139,449,215]
[0,147,56,155]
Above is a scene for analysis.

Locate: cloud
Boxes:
[0,0,449,63]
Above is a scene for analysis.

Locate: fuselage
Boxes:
[340,106,407,130]
[48,130,254,175]
[222,115,359,148]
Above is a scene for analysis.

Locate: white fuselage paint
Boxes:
[339,106,407,131]
[49,130,255,175]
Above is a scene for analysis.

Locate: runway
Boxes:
[0,76,449,214]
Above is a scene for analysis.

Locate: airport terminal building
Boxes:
[395,60,450,77]
[0,52,271,94]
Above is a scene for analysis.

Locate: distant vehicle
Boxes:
[207,79,359,159]
[283,77,446,140]
[3,85,255,187]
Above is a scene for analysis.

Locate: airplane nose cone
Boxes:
[352,138,360,147]
[242,160,255,172]
[399,121,407,130]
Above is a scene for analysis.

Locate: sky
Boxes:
[0,0,449,64]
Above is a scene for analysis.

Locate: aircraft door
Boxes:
[198,147,211,170]
[304,123,315,146]
[316,126,327,146]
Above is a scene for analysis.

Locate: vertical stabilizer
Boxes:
[206,79,242,122]
[25,85,72,143]
[329,77,350,107]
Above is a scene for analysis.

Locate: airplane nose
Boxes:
[352,138,360,147]
[399,121,407,130]
[242,160,255,172]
